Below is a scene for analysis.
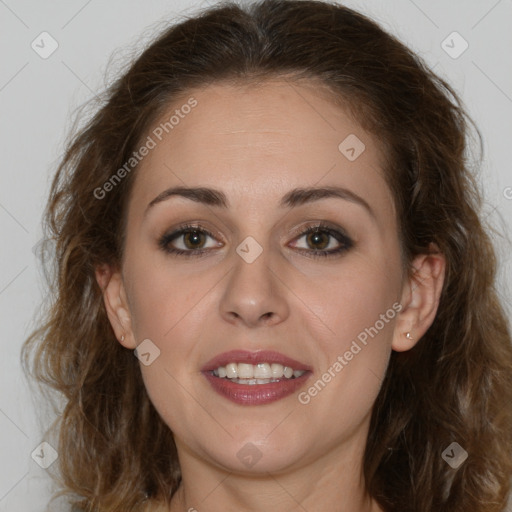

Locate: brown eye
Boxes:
[158,222,353,259]
[305,229,330,251]
[182,229,207,249]
[158,225,221,256]
[291,224,353,258]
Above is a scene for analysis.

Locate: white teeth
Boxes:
[225,363,237,379]
[271,363,284,378]
[230,378,281,385]
[212,362,306,382]
[254,363,271,379]
[237,363,254,379]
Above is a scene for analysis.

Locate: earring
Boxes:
[406,332,414,341]
[121,335,125,342]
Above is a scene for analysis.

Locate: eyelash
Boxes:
[157,222,354,259]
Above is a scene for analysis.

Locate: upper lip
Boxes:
[201,349,313,372]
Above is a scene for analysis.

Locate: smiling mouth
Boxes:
[203,369,311,405]
[202,351,312,405]
[211,362,306,385]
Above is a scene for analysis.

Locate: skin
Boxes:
[97,79,446,512]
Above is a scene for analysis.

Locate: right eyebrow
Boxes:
[145,184,375,220]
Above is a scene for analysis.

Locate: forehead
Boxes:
[129,79,393,219]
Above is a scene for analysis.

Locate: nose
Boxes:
[219,248,289,328]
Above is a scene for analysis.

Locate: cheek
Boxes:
[295,289,396,441]
[331,271,399,345]
[127,255,207,428]
[296,249,400,347]
[296,255,400,404]
[125,250,207,340]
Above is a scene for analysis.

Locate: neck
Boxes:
[163,435,381,512]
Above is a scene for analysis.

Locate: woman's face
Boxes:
[108,79,410,475]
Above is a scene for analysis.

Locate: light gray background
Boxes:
[1,0,511,510]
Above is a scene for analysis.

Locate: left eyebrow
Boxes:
[145,185,375,219]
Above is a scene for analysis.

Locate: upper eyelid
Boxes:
[169,222,346,237]
[164,222,351,247]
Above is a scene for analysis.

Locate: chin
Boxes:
[194,429,312,475]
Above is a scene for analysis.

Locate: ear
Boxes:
[392,244,446,352]
[95,264,137,349]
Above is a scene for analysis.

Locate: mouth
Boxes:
[201,350,312,405]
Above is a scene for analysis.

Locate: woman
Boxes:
[23,0,512,511]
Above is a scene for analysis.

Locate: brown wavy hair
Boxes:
[22,0,512,511]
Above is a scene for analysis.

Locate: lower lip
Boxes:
[203,372,311,405]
